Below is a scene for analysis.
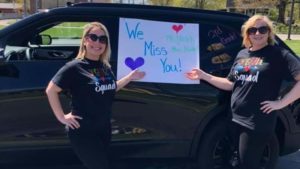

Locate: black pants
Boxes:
[230,122,273,169]
[68,126,111,169]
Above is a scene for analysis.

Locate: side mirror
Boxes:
[29,34,52,45]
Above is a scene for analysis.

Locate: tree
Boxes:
[298,1,300,19]
[233,0,276,10]
[277,0,288,23]
[195,0,206,8]
[148,0,174,6]
[233,0,289,24]
[149,0,226,10]
[205,0,226,10]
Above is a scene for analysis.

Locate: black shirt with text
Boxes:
[52,58,116,133]
[228,45,300,132]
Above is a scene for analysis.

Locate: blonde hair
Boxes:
[241,15,275,48]
[76,22,111,68]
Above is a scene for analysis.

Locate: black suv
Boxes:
[0,3,300,169]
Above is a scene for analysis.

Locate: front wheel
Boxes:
[196,119,279,169]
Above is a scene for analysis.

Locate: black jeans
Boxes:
[230,122,273,169]
[68,125,111,169]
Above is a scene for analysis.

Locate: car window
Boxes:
[200,24,242,75]
[4,22,88,62]
[38,22,85,46]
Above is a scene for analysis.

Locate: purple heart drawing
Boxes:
[125,57,145,70]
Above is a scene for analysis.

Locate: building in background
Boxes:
[0,2,22,19]
[226,0,271,16]
[0,0,146,19]
[30,0,112,13]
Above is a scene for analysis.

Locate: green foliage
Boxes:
[233,0,277,8]
[148,0,226,10]
[148,0,174,6]
[40,22,86,39]
[275,23,300,34]
[205,0,226,10]
[41,27,83,39]
[268,9,278,21]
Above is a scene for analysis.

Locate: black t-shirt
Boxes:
[52,58,116,132]
[227,45,300,132]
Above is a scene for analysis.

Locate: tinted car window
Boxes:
[200,24,242,76]
[39,22,85,46]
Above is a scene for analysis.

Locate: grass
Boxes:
[40,22,85,39]
[0,22,85,39]
[284,40,300,56]
[41,27,83,39]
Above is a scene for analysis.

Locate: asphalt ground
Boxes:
[2,150,300,169]
[277,150,300,169]
[277,34,300,40]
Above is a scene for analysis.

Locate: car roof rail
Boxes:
[66,2,248,19]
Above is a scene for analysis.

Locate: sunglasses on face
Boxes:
[247,26,269,35]
[86,34,108,44]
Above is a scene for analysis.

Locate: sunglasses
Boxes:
[247,26,269,35]
[86,34,108,44]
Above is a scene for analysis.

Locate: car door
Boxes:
[0,21,84,150]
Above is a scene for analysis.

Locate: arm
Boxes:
[261,75,300,114]
[45,81,82,129]
[185,68,233,91]
[116,69,145,91]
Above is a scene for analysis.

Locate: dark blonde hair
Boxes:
[76,22,111,68]
[241,15,275,48]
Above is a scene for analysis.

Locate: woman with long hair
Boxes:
[46,22,145,169]
[186,15,300,169]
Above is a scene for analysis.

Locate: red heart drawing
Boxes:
[172,24,183,33]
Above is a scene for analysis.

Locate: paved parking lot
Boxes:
[4,150,300,169]
[277,150,300,169]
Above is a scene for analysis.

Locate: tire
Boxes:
[196,119,279,169]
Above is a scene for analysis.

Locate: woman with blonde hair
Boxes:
[186,15,300,169]
[46,22,145,169]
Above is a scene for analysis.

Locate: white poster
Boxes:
[117,18,200,84]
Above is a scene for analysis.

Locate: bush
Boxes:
[268,9,278,21]
[275,23,300,34]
